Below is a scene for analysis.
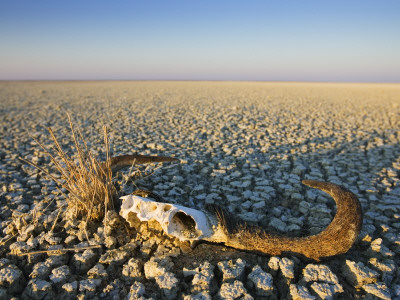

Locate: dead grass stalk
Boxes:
[22,114,117,223]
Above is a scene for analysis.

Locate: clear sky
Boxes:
[1,0,399,82]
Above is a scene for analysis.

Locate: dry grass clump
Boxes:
[25,114,116,223]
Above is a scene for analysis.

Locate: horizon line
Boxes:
[1,79,399,84]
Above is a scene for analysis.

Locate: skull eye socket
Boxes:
[163,205,172,212]
[171,211,198,239]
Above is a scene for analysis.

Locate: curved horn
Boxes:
[215,180,362,261]
[102,154,179,174]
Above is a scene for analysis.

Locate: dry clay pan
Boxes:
[115,155,363,262]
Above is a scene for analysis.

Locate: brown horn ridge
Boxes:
[211,180,363,261]
[102,154,179,174]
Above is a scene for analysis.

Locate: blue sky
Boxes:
[1,1,399,82]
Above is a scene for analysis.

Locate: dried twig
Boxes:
[17,244,102,256]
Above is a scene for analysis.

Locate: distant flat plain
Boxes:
[1,81,400,299]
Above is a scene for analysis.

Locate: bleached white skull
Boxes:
[120,195,219,242]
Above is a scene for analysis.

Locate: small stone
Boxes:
[64,235,77,246]
[183,261,216,294]
[87,264,108,279]
[267,256,295,280]
[44,231,62,245]
[369,238,394,257]
[45,254,68,268]
[183,291,212,300]
[155,272,179,300]
[252,200,266,210]
[362,282,391,300]
[230,180,251,188]
[30,262,51,279]
[26,236,39,248]
[105,210,120,228]
[104,236,117,248]
[279,257,295,279]
[383,231,400,244]
[99,248,130,265]
[49,265,71,285]
[286,223,302,231]
[217,258,247,282]
[268,256,280,273]
[144,257,173,279]
[71,249,97,274]
[140,239,157,257]
[239,212,264,222]
[272,207,282,217]
[62,281,78,294]
[310,282,343,300]
[22,279,54,300]
[79,278,102,297]
[269,217,287,232]
[127,281,146,299]
[0,264,26,294]
[363,224,376,235]
[289,284,316,300]
[154,244,180,258]
[218,280,253,300]
[247,265,274,296]
[369,258,396,285]
[226,194,241,203]
[301,264,340,285]
[101,279,125,299]
[291,192,303,201]
[9,241,31,255]
[342,260,379,288]
[300,264,343,298]
[122,258,143,281]
[205,193,219,204]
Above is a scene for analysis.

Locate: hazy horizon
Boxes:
[1,1,399,83]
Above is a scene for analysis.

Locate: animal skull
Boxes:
[120,194,219,242]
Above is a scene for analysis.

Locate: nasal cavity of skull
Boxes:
[163,204,172,212]
[171,212,198,238]
[150,204,158,211]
